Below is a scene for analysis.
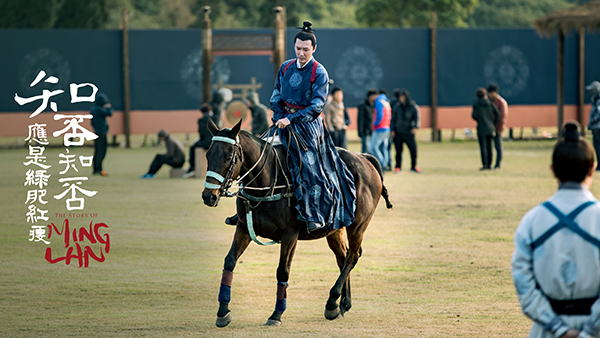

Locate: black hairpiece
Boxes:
[563,121,580,142]
[296,21,314,32]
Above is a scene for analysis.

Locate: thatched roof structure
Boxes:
[535,0,600,36]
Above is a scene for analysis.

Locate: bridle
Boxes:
[204,135,243,200]
[203,128,296,246]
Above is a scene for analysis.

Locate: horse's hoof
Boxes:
[216,312,231,327]
[324,307,343,320]
[264,319,282,326]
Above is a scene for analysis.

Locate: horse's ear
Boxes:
[229,119,242,138]
[207,118,219,136]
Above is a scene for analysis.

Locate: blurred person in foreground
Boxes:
[512,121,600,338]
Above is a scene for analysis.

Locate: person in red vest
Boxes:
[369,89,391,171]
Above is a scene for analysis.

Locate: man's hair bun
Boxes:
[563,121,580,142]
[302,21,313,32]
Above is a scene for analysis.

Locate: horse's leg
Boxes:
[325,225,366,320]
[326,230,352,316]
[265,229,299,326]
[216,225,251,328]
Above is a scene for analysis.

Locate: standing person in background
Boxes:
[210,90,225,128]
[246,91,270,137]
[324,86,349,148]
[391,88,421,174]
[471,87,499,171]
[586,81,600,170]
[184,104,214,178]
[512,122,600,338]
[488,84,508,170]
[357,88,377,153]
[369,89,392,171]
[90,93,113,176]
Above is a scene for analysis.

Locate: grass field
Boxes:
[0,135,592,337]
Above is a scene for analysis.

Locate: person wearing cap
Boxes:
[587,81,600,170]
[246,91,270,137]
[140,129,185,179]
[269,21,356,233]
[357,88,378,153]
[512,121,600,338]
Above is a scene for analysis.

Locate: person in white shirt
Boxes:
[512,121,600,338]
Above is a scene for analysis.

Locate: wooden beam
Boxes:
[430,12,438,142]
[273,6,286,84]
[202,6,212,105]
[121,7,131,148]
[578,27,585,135]
[557,29,565,131]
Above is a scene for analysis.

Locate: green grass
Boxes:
[1,137,591,337]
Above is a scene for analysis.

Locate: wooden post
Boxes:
[557,29,565,132]
[121,7,131,148]
[578,27,585,136]
[273,6,286,83]
[202,6,212,104]
[430,12,438,142]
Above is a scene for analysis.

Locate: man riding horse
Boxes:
[203,21,392,327]
[228,21,356,233]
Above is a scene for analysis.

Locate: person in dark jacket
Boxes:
[185,104,215,177]
[357,88,378,153]
[140,130,185,179]
[472,88,500,170]
[210,90,225,128]
[246,91,270,136]
[391,88,420,173]
[90,93,113,176]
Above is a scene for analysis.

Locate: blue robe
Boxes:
[270,58,356,230]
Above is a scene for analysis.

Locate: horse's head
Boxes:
[202,119,244,207]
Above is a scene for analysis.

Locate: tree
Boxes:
[54,0,109,28]
[356,0,478,28]
[0,0,56,28]
[466,0,573,27]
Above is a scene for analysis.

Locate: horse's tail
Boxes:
[361,153,393,209]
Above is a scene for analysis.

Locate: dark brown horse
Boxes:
[202,119,392,327]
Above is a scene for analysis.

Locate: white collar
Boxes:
[296,56,314,69]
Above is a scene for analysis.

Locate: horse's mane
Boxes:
[238,129,268,149]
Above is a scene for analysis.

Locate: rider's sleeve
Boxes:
[270,64,287,123]
[287,64,329,124]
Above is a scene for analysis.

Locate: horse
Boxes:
[201,119,392,327]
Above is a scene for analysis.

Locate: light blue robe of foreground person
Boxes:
[512,183,600,337]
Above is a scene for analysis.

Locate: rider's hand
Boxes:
[560,330,580,338]
[276,118,291,129]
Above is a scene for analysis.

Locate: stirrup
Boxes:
[225,214,238,226]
